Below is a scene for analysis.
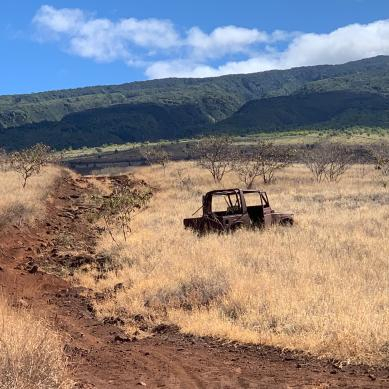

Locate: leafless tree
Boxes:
[325,143,353,182]
[10,144,53,188]
[234,141,293,187]
[303,142,352,182]
[141,146,171,174]
[174,168,194,190]
[370,141,389,176]
[304,145,328,182]
[195,136,234,183]
[0,148,9,172]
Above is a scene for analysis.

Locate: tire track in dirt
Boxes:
[135,343,209,388]
[1,170,389,388]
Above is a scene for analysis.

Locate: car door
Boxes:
[222,190,249,230]
[261,193,273,226]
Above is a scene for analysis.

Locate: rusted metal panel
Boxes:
[184,188,293,234]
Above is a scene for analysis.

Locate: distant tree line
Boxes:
[187,136,389,187]
[1,138,388,189]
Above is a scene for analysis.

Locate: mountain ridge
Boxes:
[3,54,389,99]
[1,56,389,149]
[2,55,389,128]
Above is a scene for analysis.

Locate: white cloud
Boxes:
[33,5,180,62]
[186,26,269,59]
[32,6,389,79]
[145,57,281,79]
[282,20,389,67]
[146,60,220,79]
[118,18,180,49]
[69,19,124,62]
[33,5,84,35]
[148,19,389,78]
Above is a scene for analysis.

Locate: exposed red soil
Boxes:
[1,170,389,388]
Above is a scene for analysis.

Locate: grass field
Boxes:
[0,299,71,389]
[76,160,389,366]
[0,166,71,389]
[0,165,61,227]
[62,128,389,160]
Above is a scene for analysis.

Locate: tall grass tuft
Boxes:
[0,300,72,389]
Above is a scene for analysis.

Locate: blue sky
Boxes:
[1,0,389,95]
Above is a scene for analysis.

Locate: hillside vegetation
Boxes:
[217,91,389,133]
[2,56,389,149]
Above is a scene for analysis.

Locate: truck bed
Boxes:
[183,217,204,230]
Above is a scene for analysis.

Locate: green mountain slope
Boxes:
[216,91,389,133]
[2,55,389,129]
[0,103,209,150]
[1,56,389,149]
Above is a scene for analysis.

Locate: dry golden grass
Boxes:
[0,300,72,389]
[0,166,61,227]
[0,166,71,388]
[77,162,389,366]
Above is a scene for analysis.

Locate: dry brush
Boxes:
[75,161,389,367]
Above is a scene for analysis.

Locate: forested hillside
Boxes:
[216,91,389,133]
[1,103,209,149]
[1,56,389,149]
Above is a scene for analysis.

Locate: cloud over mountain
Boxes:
[33,5,389,78]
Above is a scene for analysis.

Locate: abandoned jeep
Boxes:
[183,188,293,233]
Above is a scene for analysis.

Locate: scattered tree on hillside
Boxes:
[174,168,194,190]
[182,142,195,160]
[370,142,389,176]
[233,141,293,187]
[325,143,353,182]
[98,184,152,243]
[303,142,352,182]
[195,136,234,183]
[304,145,328,182]
[0,148,9,172]
[141,146,171,174]
[10,144,53,188]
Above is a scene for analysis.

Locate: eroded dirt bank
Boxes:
[0,170,388,388]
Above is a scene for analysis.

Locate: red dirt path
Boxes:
[1,171,388,388]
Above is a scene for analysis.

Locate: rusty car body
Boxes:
[183,188,293,234]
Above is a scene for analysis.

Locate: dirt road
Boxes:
[1,171,388,388]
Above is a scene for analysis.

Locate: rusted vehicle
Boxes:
[184,188,293,234]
